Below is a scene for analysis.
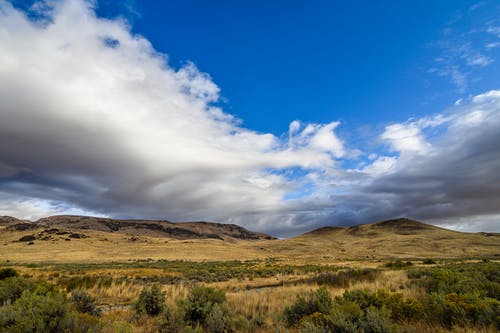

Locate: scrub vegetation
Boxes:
[0,260,498,332]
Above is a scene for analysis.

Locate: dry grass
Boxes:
[2,219,498,265]
[1,219,498,332]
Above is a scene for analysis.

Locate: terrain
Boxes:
[1,215,499,332]
[0,216,498,263]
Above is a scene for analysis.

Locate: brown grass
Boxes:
[2,218,498,265]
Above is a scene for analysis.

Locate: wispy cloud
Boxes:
[428,4,499,92]
[469,1,486,12]
[487,26,500,38]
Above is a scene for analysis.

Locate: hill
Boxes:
[265,218,500,260]
[34,215,275,240]
[0,216,30,227]
[0,216,498,263]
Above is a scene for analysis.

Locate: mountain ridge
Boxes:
[1,215,498,263]
[3,215,275,241]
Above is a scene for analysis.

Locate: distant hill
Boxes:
[4,215,275,241]
[0,216,498,263]
[302,218,476,237]
[272,218,500,259]
[0,216,30,227]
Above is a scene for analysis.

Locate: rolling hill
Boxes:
[264,218,500,260]
[0,216,498,263]
[34,215,275,240]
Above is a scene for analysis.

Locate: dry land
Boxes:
[0,216,499,332]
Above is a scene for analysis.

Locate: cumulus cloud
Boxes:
[0,0,499,236]
[0,0,343,232]
[362,90,500,228]
[381,123,430,154]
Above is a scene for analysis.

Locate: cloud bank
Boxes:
[0,0,499,236]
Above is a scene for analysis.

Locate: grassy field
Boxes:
[1,219,499,332]
[1,218,499,264]
[0,258,499,332]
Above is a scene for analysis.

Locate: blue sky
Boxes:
[91,1,500,132]
[1,0,500,236]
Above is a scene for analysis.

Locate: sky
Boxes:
[0,0,500,236]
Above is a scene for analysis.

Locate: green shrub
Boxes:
[362,306,395,333]
[290,291,398,333]
[99,319,133,333]
[284,287,332,326]
[64,312,101,333]
[0,276,34,305]
[233,315,249,332]
[184,324,204,333]
[135,285,166,316]
[422,259,436,265]
[385,260,413,270]
[248,314,267,331]
[71,289,101,316]
[157,305,185,333]
[310,268,381,288]
[410,262,500,299]
[339,289,424,322]
[205,303,233,333]
[0,290,68,332]
[323,302,362,332]
[0,268,18,280]
[424,292,500,328]
[300,321,329,333]
[182,286,227,326]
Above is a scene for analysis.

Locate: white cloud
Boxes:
[287,121,345,157]
[465,54,492,67]
[487,26,500,38]
[308,122,344,156]
[0,0,345,231]
[359,156,397,176]
[486,42,500,49]
[0,0,499,235]
[381,123,430,154]
[0,192,103,221]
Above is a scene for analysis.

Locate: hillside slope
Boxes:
[260,218,500,260]
[0,217,498,263]
[34,215,275,240]
[0,216,30,227]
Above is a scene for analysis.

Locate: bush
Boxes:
[422,259,436,265]
[71,289,101,316]
[288,289,398,333]
[310,268,381,288]
[300,321,330,333]
[0,268,18,280]
[284,287,332,326]
[339,289,424,322]
[182,286,227,326]
[157,305,184,333]
[410,262,500,298]
[205,303,233,333]
[385,260,413,270]
[424,292,500,328]
[0,290,69,332]
[362,306,395,333]
[184,325,203,333]
[248,314,267,331]
[65,312,102,333]
[0,276,34,305]
[135,285,166,316]
[323,302,363,332]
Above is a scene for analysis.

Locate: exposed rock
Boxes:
[34,215,275,240]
